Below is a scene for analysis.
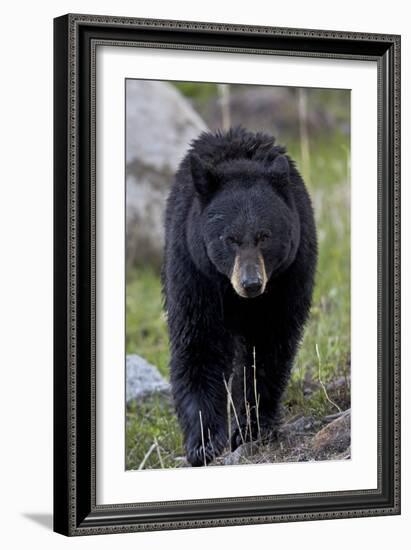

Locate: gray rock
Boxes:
[126,354,170,403]
[326,376,350,391]
[311,409,351,458]
[223,443,255,466]
[282,415,320,433]
[126,80,207,269]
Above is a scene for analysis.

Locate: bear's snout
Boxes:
[231,250,267,298]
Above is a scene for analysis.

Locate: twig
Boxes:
[324,408,350,422]
[218,83,231,130]
[199,410,207,467]
[244,366,253,444]
[154,437,164,469]
[138,442,157,470]
[226,373,233,450]
[297,87,311,187]
[252,347,262,440]
[315,344,342,413]
[223,375,245,446]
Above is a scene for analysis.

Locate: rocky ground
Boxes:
[218,409,351,467]
[126,355,351,469]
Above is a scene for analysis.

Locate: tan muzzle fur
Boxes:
[230,251,267,298]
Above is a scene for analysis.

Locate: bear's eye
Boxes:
[256,232,271,244]
[225,236,241,246]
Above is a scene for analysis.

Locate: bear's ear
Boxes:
[190,153,219,200]
[270,155,290,184]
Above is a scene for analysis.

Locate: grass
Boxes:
[126,395,184,469]
[125,131,351,470]
[126,270,169,378]
[284,133,351,418]
[173,82,218,104]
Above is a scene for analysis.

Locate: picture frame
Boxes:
[53,13,401,536]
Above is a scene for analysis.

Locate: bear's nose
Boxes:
[241,276,262,294]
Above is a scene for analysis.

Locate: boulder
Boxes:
[311,409,351,458]
[126,80,207,270]
[126,354,170,403]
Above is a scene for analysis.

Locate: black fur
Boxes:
[162,127,317,466]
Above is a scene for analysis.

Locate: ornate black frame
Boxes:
[53,13,401,536]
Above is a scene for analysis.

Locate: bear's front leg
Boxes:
[231,337,298,450]
[170,346,234,467]
[164,256,235,465]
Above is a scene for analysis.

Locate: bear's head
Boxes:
[189,153,301,298]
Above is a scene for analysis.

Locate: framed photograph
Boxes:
[53,14,401,536]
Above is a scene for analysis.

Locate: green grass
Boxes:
[126,131,351,469]
[284,133,351,417]
[173,82,218,104]
[126,269,169,378]
[126,396,184,469]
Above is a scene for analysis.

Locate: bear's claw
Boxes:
[230,417,278,451]
[187,441,216,467]
[186,429,227,466]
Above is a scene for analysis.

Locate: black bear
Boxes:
[162,127,317,466]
